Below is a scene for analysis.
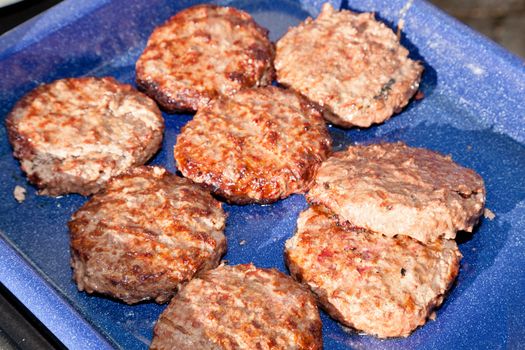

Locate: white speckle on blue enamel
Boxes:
[0,0,523,349]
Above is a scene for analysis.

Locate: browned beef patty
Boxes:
[69,166,227,304]
[174,86,332,204]
[136,4,275,112]
[150,263,322,350]
[307,142,486,243]
[6,77,164,196]
[285,206,461,338]
[275,3,423,128]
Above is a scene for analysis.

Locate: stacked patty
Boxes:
[6,77,164,196]
[307,142,486,243]
[150,264,322,350]
[174,86,331,204]
[286,142,486,337]
[136,4,275,112]
[275,3,423,127]
[69,166,227,304]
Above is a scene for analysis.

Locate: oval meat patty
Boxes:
[174,86,332,204]
[69,166,227,304]
[6,77,164,196]
[307,142,486,243]
[150,263,322,350]
[275,3,423,128]
[285,206,461,338]
[136,4,275,112]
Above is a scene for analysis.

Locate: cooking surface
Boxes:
[0,0,524,349]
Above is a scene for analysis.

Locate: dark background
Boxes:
[432,0,525,58]
[0,0,61,35]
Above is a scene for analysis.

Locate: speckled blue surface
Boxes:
[0,0,524,349]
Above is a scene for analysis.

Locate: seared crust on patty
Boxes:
[69,166,227,304]
[275,3,423,128]
[150,263,322,350]
[174,86,332,204]
[307,142,486,243]
[6,77,164,196]
[136,4,275,112]
[285,206,461,338]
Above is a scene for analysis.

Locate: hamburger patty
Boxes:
[307,142,486,243]
[174,86,332,204]
[69,166,227,304]
[275,3,423,128]
[150,263,322,350]
[285,206,461,338]
[136,4,275,112]
[6,77,164,196]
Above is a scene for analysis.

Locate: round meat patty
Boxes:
[136,4,275,112]
[285,206,461,338]
[69,166,227,304]
[307,142,486,243]
[275,3,423,128]
[6,77,164,196]
[150,263,322,350]
[174,86,332,204]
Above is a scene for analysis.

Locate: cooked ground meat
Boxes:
[6,77,164,196]
[69,166,227,304]
[174,86,331,204]
[275,3,423,128]
[307,142,485,243]
[150,263,322,349]
[285,206,461,338]
[136,4,275,112]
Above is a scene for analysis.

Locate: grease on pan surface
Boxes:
[136,4,275,112]
[307,142,486,243]
[174,86,332,204]
[6,77,164,196]
[285,206,461,338]
[275,3,423,128]
[150,263,322,350]
[69,166,227,305]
